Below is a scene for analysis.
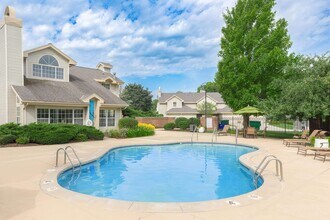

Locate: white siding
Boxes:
[25,48,70,82]
[0,22,23,125]
[166,97,183,111]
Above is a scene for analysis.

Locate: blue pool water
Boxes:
[58,143,263,202]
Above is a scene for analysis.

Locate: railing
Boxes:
[253,155,283,187]
[211,127,218,143]
[55,146,81,172]
[191,127,199,143]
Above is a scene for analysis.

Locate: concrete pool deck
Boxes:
[1,130,330,220]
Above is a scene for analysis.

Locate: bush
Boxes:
[188,117,200,126]
[164,122,176,130]
[175,117,189,127]
[119,128,128,138]
[126,126,155,138]
[0,123,22,136]
[0,134,17,145]
[138,123,155,130]
[16,136,30,144]
[74,133,88,142]
[109,129,120,138]
[118,118,138,129]
[75,126,104,140]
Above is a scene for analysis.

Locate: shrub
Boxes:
[188,117,200,126]
[16,136,30,144]
[175,117,189,128]
[164,122,176,130]
[118,118,138,129]
[0,123,22,136]
[76,126,104,140]
[74,133,88,142]
[126,126,155,138]
[119,128,128,138]
[109,129,120,138]
[138,123,155,130]
[0,134,17,145]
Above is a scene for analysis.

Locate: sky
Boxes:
[1,0,329,97]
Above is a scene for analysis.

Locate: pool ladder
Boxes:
[55,146,82,172]
[211,127,217,143]
[253,155,283,187]
[191,127,199,143]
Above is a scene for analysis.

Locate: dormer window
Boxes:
[33,55,64,79]
[173,102,177,107]
[101,82,111,90]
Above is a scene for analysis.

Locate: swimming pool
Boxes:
[58,143,263,202]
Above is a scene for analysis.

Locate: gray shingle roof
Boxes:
[159,92,224,103]
[12,66,127,106]
[166,106,198,114]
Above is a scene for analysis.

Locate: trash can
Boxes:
[189,124,196,132]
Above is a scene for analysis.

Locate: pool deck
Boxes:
[1,130,330,220]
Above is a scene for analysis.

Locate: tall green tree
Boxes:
[120,83,153,112]
[197,101,217,116]
[259,54,330,121]
[215,0,292,128]
[197,82,219,93]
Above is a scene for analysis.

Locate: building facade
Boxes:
[0,6,128,131]
[157,90,233,118]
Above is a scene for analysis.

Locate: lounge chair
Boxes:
[245,127,257,138]
[297,145,330,156]
[314,151,330,162]
[317,130,328,138]
[284,130,321,147]
[218,125,230,136]
[293,129,308,139]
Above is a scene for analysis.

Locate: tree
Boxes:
[120,83,153,112]
[197,82,219,93]
[197,101,217,116]
[259,54,330,121]
[215,0,292,129]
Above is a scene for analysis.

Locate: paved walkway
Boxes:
[0,130,329,220]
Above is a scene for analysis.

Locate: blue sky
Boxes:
[1,0,329,97]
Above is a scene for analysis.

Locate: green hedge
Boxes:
[164,122,176,130]
[0,123,104,146]
[188,117,200,126]
[118,118,138,129]
[126,126,155,138]
[175,117,190,130]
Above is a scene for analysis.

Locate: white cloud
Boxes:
[0,0,329,79]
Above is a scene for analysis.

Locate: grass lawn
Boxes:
[268,121,294,130]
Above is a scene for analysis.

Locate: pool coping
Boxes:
[40,142,284,213]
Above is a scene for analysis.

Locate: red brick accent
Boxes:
[136,117,175,128]
[200,116,219,130]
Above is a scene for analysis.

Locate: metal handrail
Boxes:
[211,127,218,143]
[253,156,283,187]
[65,146,82,168]
[254,155,278,175]
[55,148,74,171]
[191,127,199,143]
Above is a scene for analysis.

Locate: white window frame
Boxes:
[16,107,20,124]
[36,108,84,125]
[173,102,177,107]
[32,55,64,80]
[99,109,116,127]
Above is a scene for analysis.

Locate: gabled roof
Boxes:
[96,62,113,69]
[12,66,127,106]
[23,43,77,66]
[159,92,224,103]
[166,106,198,114]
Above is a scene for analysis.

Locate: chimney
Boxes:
[0,6,23,124]
[157,87,162,99]
[96,62,113,73]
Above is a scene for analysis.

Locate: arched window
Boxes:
[33,55,63,79]
[39,55,59,66]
